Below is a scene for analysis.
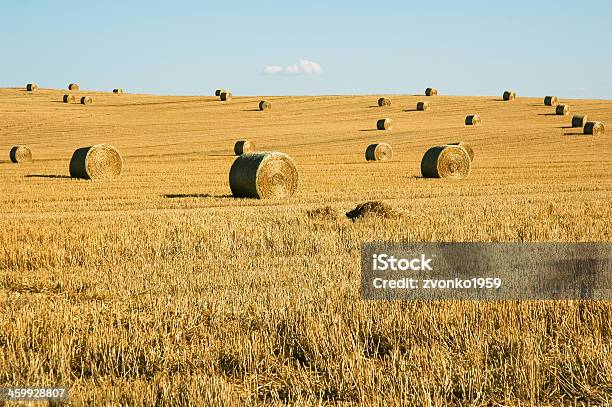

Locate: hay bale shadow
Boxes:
[164,193,234,199]
[164,193,211,199]
[164,193,235,199]
[564,132,587,136]
[25,174,73,179]
[359,129,378,132]
[538,113,559,116]
[243,109,262,112]
[403,109,419,112]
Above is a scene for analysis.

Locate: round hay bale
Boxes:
[63,94,76,103]
[417,101,430,111]
[503,91,516,101]
[376,118,393,130]
[448,142,475,162]
[80,96,93,105]
[229,152,298,199]
[9,146,33,163]
[68,83,80,91]
[69,144,123,180]
[421,145,471,179]
[234,139,255,155]
[544,96,558,106]
[365,143,393,162]
[377,97,391,107]
[113,88,124,95]
[572,115,588,128]
[259,100,271,110]
[220,92,232,101]
[215,89,225,97]
[584,121,604,136]
[556,105,569,115]
[425,87,438,96]
[465,114,481,126]
[26,83,38,92]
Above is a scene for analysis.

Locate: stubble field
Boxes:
[1,87,611,405]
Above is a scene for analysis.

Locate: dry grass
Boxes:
[306,205,338,220]
[1,88,612,405]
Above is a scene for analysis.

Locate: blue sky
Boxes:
[1,1,610,98]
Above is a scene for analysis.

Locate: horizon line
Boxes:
[1,86,610,102]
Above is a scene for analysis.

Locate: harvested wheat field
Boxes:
[1,87,612,405]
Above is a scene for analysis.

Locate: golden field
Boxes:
[1,87,611,405]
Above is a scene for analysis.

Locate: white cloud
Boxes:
[285,64,300,74]
[298,59,322,74]
[263,59,323,75]
[264,65,284,74]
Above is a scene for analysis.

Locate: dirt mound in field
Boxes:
[346,201,398,220]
